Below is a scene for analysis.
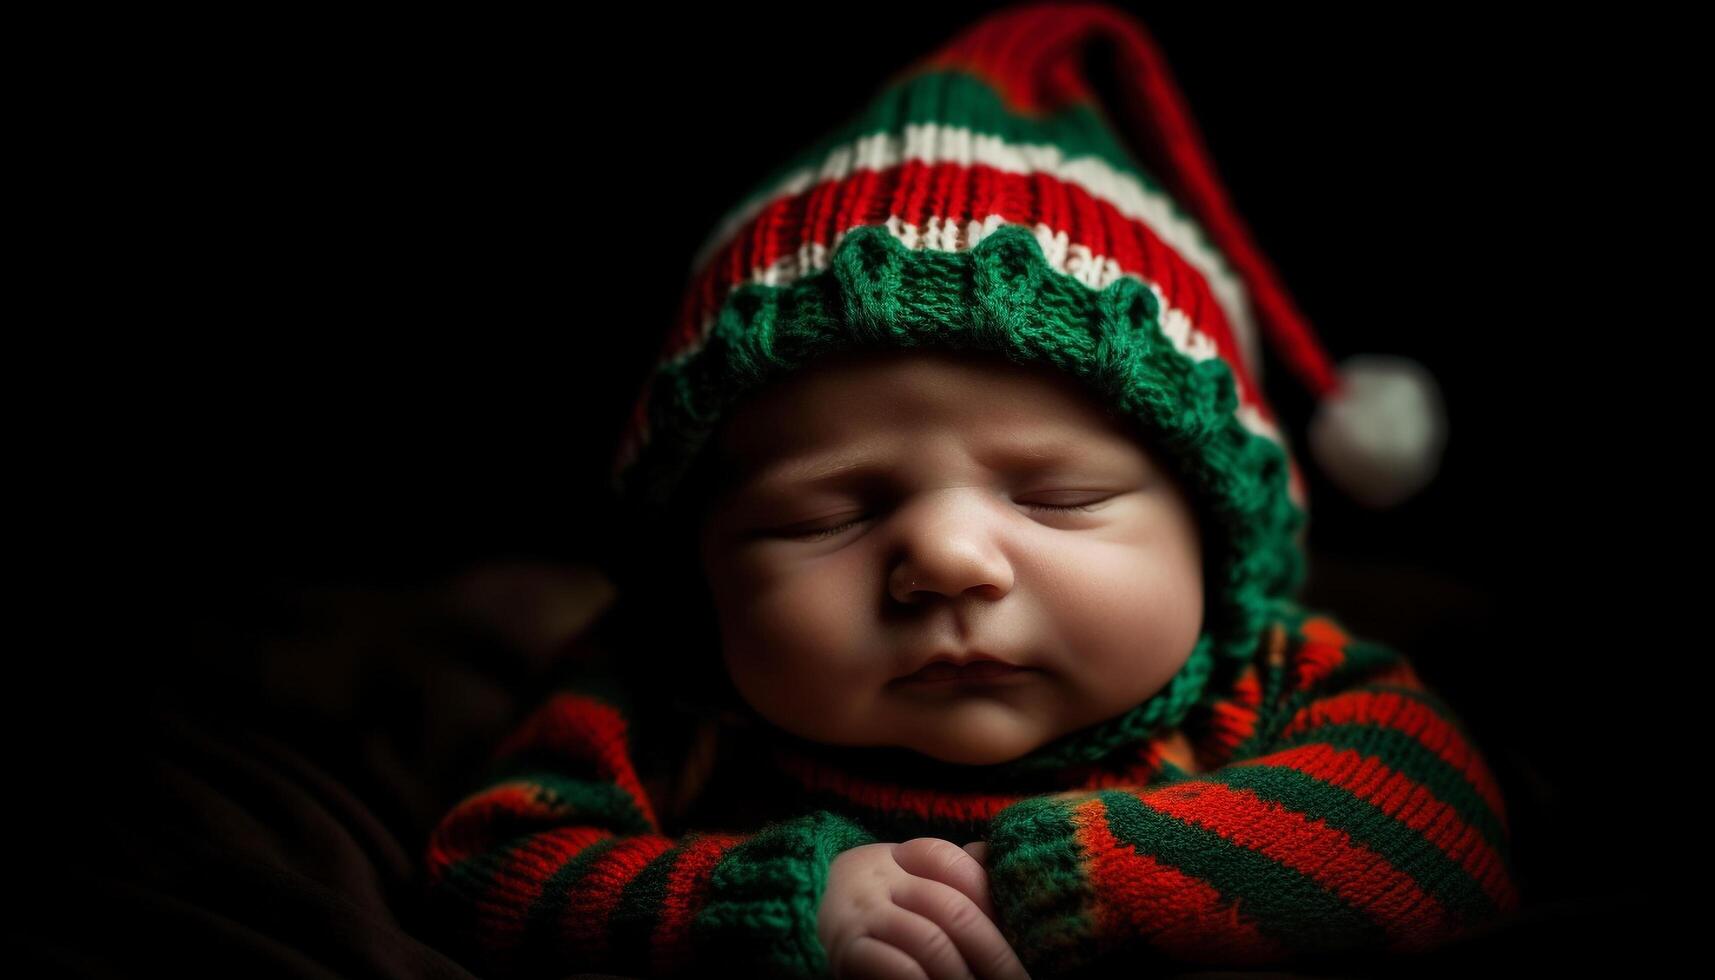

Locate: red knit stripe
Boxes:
[1290,617,1351,692]
[896,158,928,226]
[427,781,570,872]
[911,4,1113,116]
[1280,689,1508,828]
[919,1,1343,398]
[479,826,614,954]
[1071,797,1289,965]
[650,833,749,976]
[496,693,660,832]
[1368,659,1427,691]
[1142,779,1456,952]
[1194,662,1262,770]
[804,169,838,249]
[1232,743,1518,915]
[1108,741,1169,787]
[942,155,971,229]
[771,746,1024,823]
[1051,728,1196,790]
[558,835,675,963]
[661,160,1258,413]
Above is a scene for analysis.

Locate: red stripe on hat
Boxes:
[663,161,1264,420]
[910,2,1341,399]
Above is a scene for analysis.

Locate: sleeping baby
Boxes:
[424,4,1516,977]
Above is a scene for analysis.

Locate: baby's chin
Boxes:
[909,741,1038,767]
[892,714,1056,767]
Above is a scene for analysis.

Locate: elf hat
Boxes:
[605,2,1446,770]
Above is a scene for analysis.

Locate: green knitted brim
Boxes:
[614,222,1306,777]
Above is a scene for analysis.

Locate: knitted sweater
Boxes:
[423,598,1519,978]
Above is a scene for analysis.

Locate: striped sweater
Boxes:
[423,599,1519,978]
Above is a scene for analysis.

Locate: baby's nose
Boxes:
[888,492,1015,603]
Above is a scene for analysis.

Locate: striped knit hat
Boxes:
[606,2,1444,762]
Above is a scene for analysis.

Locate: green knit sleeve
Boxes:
[982,609,1522,977]
[692,809,880,977]
[422,647,878,978]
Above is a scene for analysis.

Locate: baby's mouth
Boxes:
[904,660,1031,684]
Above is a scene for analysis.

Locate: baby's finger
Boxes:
[833,935,932,980]
[891,875,1031,980]
[861,902,981,980]
[893,837,999,921]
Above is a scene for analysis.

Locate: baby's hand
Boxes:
[817,837,1029,980]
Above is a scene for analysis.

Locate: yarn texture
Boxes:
[423,599,1520,977]
[630,222,1303,767]
[423,4,1513,976]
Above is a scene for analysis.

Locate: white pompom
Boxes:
[1307,354,1447,510]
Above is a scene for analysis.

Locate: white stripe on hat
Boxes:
[688,122,1262,384]
[662,215,1279,448]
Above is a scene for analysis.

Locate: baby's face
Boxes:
[695,349,1203,766]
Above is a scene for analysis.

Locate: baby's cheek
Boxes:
[728,563,869,672]
[717,567,881,742]
[1049,543,1201,669]
[1033,538,1161,616]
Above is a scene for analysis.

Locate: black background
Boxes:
[34,1,1686,963]
[107,4,1658,585]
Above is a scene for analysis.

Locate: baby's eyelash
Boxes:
[1027,501,1101,513]
[793,501,1099,541]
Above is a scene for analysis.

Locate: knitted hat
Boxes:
[604,2,1445,773]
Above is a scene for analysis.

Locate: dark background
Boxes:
[33,1,1684,968]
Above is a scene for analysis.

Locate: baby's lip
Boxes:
[905,660,1032,684]
[897,650,1029,682]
